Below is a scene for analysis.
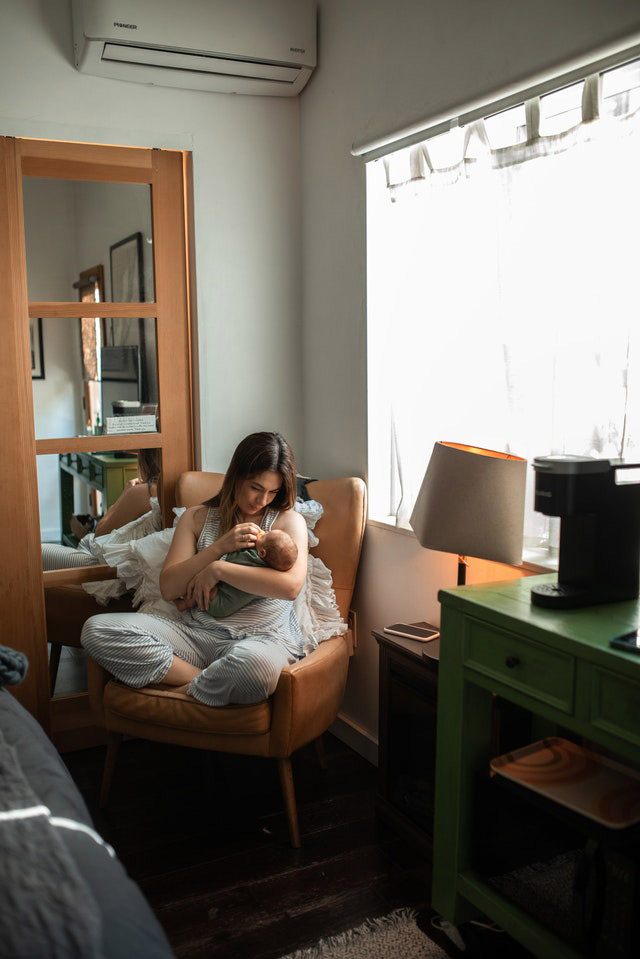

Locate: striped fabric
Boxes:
[80,506,305,706]
[41,542,98,572]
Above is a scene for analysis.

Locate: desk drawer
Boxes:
[590,667,640,751]
[465,620,575,713]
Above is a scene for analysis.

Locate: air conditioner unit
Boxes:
[71,0,316,97]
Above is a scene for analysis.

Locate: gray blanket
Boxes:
[0,729,103,959]
[0,647,176,959]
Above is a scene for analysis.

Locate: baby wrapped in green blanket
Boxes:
[175,528,299,617]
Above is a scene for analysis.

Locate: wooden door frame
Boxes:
[0,137,49,725]
[0,136,195,731]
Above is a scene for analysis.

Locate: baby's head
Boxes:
[256,529,298,571]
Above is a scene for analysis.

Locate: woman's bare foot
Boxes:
[162,656,201,685]
[70,514,94,539]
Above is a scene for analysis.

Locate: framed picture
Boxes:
[101,345,140,382]
[108,232,147,396]
[30,317,45,379]
[110,232,144,302]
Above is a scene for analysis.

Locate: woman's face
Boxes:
[236,470,282,517]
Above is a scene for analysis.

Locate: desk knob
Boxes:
[505,655,520,669]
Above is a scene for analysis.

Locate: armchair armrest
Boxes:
[268,633,350,757]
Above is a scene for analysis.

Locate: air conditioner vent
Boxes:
[102,43,303,85]
[72,0,317,97]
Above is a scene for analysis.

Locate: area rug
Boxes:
[278,908,448,959]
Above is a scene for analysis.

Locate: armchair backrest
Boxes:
[175,472,367,621]
[176,470,224,508]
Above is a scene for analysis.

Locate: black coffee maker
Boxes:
[531,455,640,609]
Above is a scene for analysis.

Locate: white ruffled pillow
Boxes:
[97,527,181,620]
[84,497,162,555]
[84,498,347,650]
[83,505,184,611]
[292,498,322,547]
[293,498,347,653]
[82,499,164,605]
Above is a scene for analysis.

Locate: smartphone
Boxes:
[383,623,440,642]
[610,630,640,654]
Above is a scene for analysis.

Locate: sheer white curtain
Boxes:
[366,63,640,557]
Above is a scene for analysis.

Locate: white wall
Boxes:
[74,181,158,409]
[1,0,304,477]
[23,178,83,539]
[300,0,640,756]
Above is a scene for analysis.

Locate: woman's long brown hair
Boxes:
[137,447,161,485]
[207,432,297,534]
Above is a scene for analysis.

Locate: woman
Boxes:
[81,432,308,707]
[41,448,161,571]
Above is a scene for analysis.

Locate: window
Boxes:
[366,57,640,564]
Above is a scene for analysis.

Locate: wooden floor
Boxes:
[65,733,532,959]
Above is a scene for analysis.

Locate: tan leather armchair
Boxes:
[87,472,367,847]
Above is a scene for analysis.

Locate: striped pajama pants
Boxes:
[42,543,97,571]
[80,613,302,706]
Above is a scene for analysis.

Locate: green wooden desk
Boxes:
[432,573,640,959]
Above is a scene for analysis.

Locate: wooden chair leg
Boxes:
[49,643,62,697]
[277,757,301,848]
[313,735,327,770]
[99,732,123,809]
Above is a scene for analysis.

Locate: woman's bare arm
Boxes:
[94,481,153,536]
[159,507,214,600]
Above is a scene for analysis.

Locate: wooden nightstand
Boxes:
[373,626,440,851]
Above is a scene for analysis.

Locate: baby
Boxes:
[175,528,298,617]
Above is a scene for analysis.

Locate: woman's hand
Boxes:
[214,522,262,556]
[185,563,221,611]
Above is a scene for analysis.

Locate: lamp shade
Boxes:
[409,442,527,565]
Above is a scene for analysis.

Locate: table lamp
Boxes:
[409,442,527,585]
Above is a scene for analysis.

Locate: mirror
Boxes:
[37,449,162,552]
[37,437,160,552]
[22,177,155,302]
[42,446,164,698]
[24,170,159,509]
[31,316,158,440]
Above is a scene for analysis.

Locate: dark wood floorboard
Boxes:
[64,734,533,959]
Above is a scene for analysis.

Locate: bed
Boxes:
[0,685,175,959]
